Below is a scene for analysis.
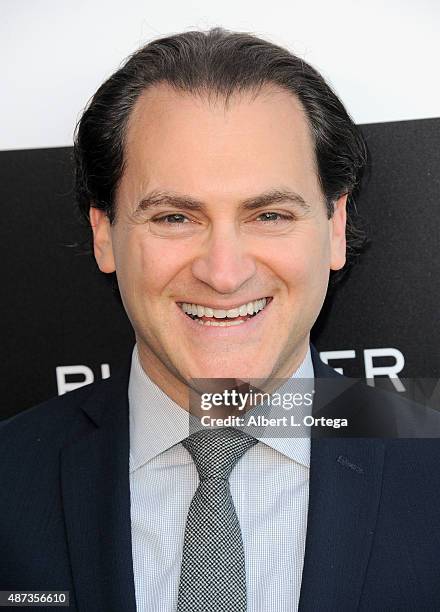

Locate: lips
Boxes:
[178,297,272,327]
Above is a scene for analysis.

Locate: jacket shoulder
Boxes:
[0,377,114,453]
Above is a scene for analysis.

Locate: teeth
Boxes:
[213,310,227,319]
[238,304,248,316]
[181,297,268,319]
[196,319,246,326]
[226,308,239,318]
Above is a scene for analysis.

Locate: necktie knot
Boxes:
[181,427,258,481]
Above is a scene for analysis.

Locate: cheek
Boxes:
[120,232,186,298]
[271,231,331,290]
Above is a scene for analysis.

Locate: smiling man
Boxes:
[90,82,347,403]
[2,27,440,612]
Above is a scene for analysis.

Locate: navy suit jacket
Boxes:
[1,347,440,611]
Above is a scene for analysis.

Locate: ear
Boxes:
[329,193,348,271]
[89,207,116,273]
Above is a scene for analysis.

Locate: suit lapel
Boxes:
[298,348,386,611]
[58,345,385,610]
[60,362,137,612]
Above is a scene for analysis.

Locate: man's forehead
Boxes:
[126,81,310,140]
[119,80,320,211]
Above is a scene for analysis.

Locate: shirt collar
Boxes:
[129,344,313,473]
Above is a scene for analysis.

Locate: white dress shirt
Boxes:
[129,344,314,611]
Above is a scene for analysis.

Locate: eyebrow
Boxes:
[133,188,311,215]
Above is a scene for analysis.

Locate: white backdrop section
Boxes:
[2,0,439,151]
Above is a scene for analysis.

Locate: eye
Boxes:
[152,213,190,224]
[256,212,293,222]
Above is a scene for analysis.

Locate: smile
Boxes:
[178,297,272,327]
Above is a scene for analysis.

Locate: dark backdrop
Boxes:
[1,118,439,419]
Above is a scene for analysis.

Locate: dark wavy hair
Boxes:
[74,27,368,285]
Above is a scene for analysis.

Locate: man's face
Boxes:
[91,84,346,398]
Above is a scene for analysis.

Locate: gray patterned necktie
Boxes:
[177,427,258,612]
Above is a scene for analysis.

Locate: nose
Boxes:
[191,224,257,294]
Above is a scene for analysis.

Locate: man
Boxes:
[1,28,440,612]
